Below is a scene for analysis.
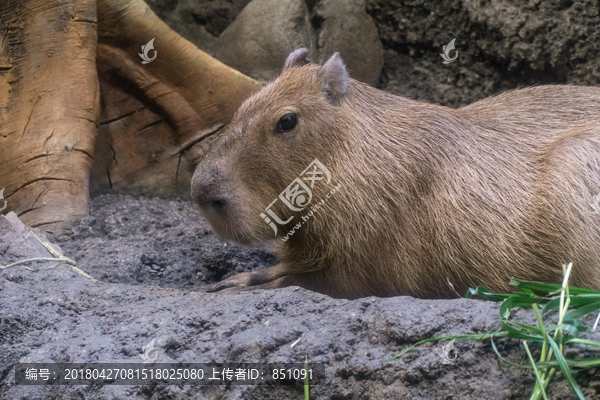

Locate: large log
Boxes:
[0,0,100,234]
[0,0,261,234]
[93,0,261,195]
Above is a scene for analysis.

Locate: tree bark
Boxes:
[93,0,261,196]
[0,0,100,235]
[0,0,261,234]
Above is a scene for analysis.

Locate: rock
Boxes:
[150,263,162,271]
[311,0,384,85]
[149,0,384,85]
[147,0,253,56]
[140,254,154,266]
[79,216,96,227]
[213,0,383,84]
[71,225,92,238]
[215,0,316,82]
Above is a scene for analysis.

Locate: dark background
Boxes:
[147,0,600,107]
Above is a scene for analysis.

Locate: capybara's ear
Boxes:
[317,52,349,104]
[284,48,311,69]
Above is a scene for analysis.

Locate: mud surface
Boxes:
[55,195,277,291]
[2,195,600,399]
[365,0,600,107]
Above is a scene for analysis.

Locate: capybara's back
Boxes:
[358,84,600,297]
[192,48,600,299]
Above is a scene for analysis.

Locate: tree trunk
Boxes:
[0,0,100,235]
[0,0,261,234]
[93,0,261,196]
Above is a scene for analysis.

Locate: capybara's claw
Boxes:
[206,267,289,294]
[206,282,227,293]
[206,272,253,293]
[206,279,244,293]
[206,284,243,295]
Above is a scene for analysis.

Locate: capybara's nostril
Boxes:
[191,164,227,211]
[210,198,227,212]
[191,171,228,213]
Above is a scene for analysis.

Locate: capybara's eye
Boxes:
[276,113,298,132]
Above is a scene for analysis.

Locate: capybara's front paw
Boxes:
[206,286,245,295]
[207,272,256,293]
[206,265,290,294]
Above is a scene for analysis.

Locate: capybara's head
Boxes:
[191,49,350,244]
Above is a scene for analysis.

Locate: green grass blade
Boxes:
[481,356,600,370]
[502,320,580,339]
[542,297,565,314]
[466,286,511,301]
[385,333,502,362]
[565,338,600,348]
[500,321,544,342]
[304,356,309,400]
[511,278,599,295]
[489,332,534,368]
[543,295,600,315]
[499,296,545,318]
[545,335,585,400]
[531,323,581,338]
[503,320,542,334]
[523,341,548,400]
[534,358,600,369]
[564,301,600,321]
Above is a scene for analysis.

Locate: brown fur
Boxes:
[192,49,600,299]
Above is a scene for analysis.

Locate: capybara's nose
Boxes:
[195,187,229,215]
[191,165,230,214]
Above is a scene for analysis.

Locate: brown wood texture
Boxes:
[93,0,261,195]
[0,0,100,234]
[0,0,262,233]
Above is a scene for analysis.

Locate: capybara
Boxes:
[191,48,600,299]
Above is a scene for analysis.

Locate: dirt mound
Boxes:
[2,195,599,399]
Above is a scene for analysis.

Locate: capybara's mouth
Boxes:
[191,161,281,245]
[196,204,264,246]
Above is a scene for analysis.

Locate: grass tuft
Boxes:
[386,263,600,399]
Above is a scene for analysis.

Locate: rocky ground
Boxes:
[2,194,600,399]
